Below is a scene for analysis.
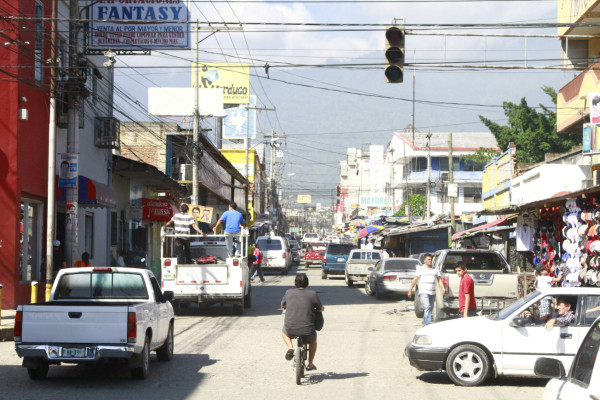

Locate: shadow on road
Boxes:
[416,371,548,387]
[306,371,370,384]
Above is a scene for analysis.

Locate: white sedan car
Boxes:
[405,287,600,386]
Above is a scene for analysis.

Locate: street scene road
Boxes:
[0,265,546,400]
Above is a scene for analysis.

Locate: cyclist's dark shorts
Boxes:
[282,328,316,344]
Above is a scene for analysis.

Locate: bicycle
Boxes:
[292,335,309,385]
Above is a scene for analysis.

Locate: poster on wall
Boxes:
[58,153,78,189]
[589,93,600,124]
[184,204,214,224]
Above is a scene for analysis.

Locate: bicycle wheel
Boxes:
[301,344,308,378]
[295,346,302,385]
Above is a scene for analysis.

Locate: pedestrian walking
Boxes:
[455,262,478,318]
[407,253,442,326]
[250,243,265,282]
[214,202,246,257]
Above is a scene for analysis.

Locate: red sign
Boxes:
[142,199,173,221]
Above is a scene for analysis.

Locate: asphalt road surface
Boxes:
[0,264,547,400]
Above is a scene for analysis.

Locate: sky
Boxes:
[112,0,574,206]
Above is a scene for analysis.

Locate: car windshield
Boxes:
[488,290,540,320]
[305,234,318,239]
[440,252,508,273]
[309,244,327,251]
[351,251,381,260]
[55,272,148,299]
[327,244,354,255]
[384,259,420,271]
[257,239,283,251]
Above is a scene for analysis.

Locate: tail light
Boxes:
[443,275,449,294]
[93,267,113,272]
[14,311,22,341]
[382,275,396,280]
[232,258,240,267]
[323,255,327,262]
[127,312,137,343]
[282,252,287,259]
[164,259,171,267]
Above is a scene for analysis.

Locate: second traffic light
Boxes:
[336,186,341,196]
[385,26,405,83]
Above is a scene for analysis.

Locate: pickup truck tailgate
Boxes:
[448,273,519,298]
[176,264,229,284]
[21,305,128,344]
[348,260,377,274]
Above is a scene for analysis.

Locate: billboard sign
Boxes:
[58,153,78,189]
[223,95,256,140]
[89,0,190,50]
[359,196,391,207]
[192,62,250,104]
[583,123,600,153]
[297,195,312,204]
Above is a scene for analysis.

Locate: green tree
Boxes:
[394,194,425,217]
[479,86,580,164]
[460,148,500,166]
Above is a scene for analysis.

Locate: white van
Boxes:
[256,235,290,275]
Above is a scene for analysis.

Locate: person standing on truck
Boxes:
[407,253,442,326]
[281,273,324,371]
[250,243,265,282]
[165,203,206,264]
[455,262,477,318]
[73,252,92,268]
[214,202,246,257]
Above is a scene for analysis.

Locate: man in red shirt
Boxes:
[455,262,477,318]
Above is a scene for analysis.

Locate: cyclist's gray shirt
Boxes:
[281,288,323,336]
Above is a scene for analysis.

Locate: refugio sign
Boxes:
[89,0,190,50]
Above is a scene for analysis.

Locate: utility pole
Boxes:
[449,133,456,248]
[426,131,432,219]
[45,0,58,299]
[192,21,200,204]
[389,148,395,216]
[245,103,275,220]
[65,0,82,268]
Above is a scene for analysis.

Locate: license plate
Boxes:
[337,257,345,262]
[163,273,173,280]
[62,347,86,358]
[401,279,412,284]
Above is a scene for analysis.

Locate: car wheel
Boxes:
[156,322,174,362]
[413,289,424,318]
[244,285,252,308]
[364,280,373,296]
[446,344,490,386]
[26,359,49,380]
[131,336,150,380]
[345,274,354,287]
[432,299,448,323]
[233,296,244,315]
[321,270,327,279]
[375,284,383,300]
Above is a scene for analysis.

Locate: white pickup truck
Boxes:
[14,267,174,380]
[160,228,251,315]
[414,249,523,322]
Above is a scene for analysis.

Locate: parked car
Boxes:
[413,249,523,322]
[304,243,327,267]
[289,240,301,264]
[322,243,355,279]
[535,315,600,400]
[344,249,383,287]
[365,258,420,299]
[256,235,290,275]
[405,287,600,386]
[302,232,321,244]
[14,267,174,380]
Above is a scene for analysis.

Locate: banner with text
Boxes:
[359,196,391,207]
[192,62,250,104]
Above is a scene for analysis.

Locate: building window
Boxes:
[464,159,484,172]
[411,157,427,172]
[438,157,460,172]
[85,213,94,258]
[20,199,43,282]
[463,187,482,203]
[34,1,44,83]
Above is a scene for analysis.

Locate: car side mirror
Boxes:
[163,291,174,302]
[534,357,566,379]
[510,317,531,327]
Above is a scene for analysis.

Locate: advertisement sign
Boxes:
[583,123,600,153]
[184,203,214,224]
[192,62,250,104]
[359,196,391,207]
[590,93,600,124]
[223,95,256,139]
[58,153,78,189]
[297,195,312,204]
[142,199,173,221]
[89,0,190,50]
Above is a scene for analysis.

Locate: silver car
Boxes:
[365,258,421,300]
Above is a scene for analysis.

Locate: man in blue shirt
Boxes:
[214,202,246,257]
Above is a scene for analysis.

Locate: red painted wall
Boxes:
[0,0,52,309]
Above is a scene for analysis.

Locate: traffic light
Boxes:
[336,186,341,196]
[385,26,405,83]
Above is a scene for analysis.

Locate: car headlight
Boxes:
[413,335,432,345]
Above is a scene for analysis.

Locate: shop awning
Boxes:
[451,216,512,241]
[56,175,116,207]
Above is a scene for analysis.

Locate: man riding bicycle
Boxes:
[281,273,324,371]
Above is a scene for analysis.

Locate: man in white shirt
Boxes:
[407,253,443,326]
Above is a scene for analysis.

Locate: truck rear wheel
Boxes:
[244,285,252,308]
[432,300,447,323]
[26,358,49,380]
[233,297,244,315]
[321,270,327,279]
[413,290,424,318]
[131,336,150,380]
[345,274,354,287]
[156,323,174,362]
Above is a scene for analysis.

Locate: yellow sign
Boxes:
[297,195,312,204]
[184,203,214,224]
[192,62,250,104]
